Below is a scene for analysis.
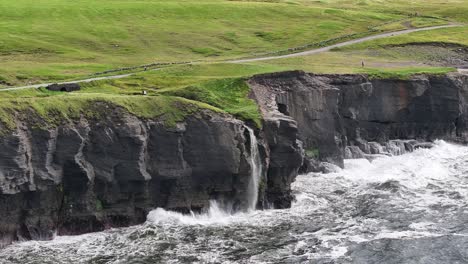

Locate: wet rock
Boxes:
[384,140,407,156]
[368,142,385,154]
[414,142,435,149]
[404,140,419,152]
[299,158,341,174]
[261,116,304,209]
[345,146,366,159]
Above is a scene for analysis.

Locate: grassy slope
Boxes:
[0,0,466,129]
[0,90,225,132]
[318,0,468,23]
[0,63,280,129]
[335,26,468,51]
[0,0,447,86]
[249,0,468,75]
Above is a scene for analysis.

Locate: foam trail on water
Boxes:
[2,140,468,264]
[245,126,262,211]
[146,201,237,226]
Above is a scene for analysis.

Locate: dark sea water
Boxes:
[1,140,468,264]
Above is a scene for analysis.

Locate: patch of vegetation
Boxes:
[96,199,104,211]
[0,94,222,132]
[365,67,456,79]
[0,63,280,130]
[160,78,262,127]
[79,63,277,127]
[305,148,320,159]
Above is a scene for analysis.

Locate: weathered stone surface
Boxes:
[249,71,468,169]
[250,71,344,167]
[0,106,304,245]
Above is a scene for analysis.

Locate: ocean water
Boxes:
[1,140,468,264]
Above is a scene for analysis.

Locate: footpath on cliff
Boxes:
[0,24,464,92]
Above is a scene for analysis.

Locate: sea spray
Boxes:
[144,126,263,226]
[146,201,236,226]
[3,141,468,263]
[244,126,263,211]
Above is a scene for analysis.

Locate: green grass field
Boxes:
[0,0,467,128]
[0,0,462,86]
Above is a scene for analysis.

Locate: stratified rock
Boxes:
[0,106,292,244]
[249,71,468,168]
[249,78,305,208]
[345,146,366,159]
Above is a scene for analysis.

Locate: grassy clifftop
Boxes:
[0,93,226,132]
[0,0,466,130]
[0,64,276,130]
[1,62,455,132]
[0,0,458,86]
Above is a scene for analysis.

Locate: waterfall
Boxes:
[245,126,262,211]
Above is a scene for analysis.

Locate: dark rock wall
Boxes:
[0,107,304,245]
[249,71,468,168]
[2,71,467,245]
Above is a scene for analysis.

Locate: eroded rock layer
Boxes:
[0,106,303,246]
[249,71,468,170]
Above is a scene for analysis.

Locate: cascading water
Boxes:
[245,126,262,211]
[2,140,468,264]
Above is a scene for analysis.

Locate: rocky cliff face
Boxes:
[2,71,467,246]
[249,71,468,170]
[0,104,303,246]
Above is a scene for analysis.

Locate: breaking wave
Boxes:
[1,140,468,263]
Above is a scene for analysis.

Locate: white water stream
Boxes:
[245,126,262,211]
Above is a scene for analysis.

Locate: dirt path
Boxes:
[228,24,461,63]
[0,73,134,92]
[0,24,463,92]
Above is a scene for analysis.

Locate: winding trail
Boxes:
[228,24,461,63]
[0,24,463,92]
[0,73,133,92]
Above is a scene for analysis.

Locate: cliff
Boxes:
[0,102,303,246]
[2,71,467,246]
[249,71,468,169]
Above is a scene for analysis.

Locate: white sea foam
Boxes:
[146,201,241,226]
[2,140,468,263]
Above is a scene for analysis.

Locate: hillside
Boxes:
[0,0,467,130]
[2,0,468,257]
[1,0,466,87]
